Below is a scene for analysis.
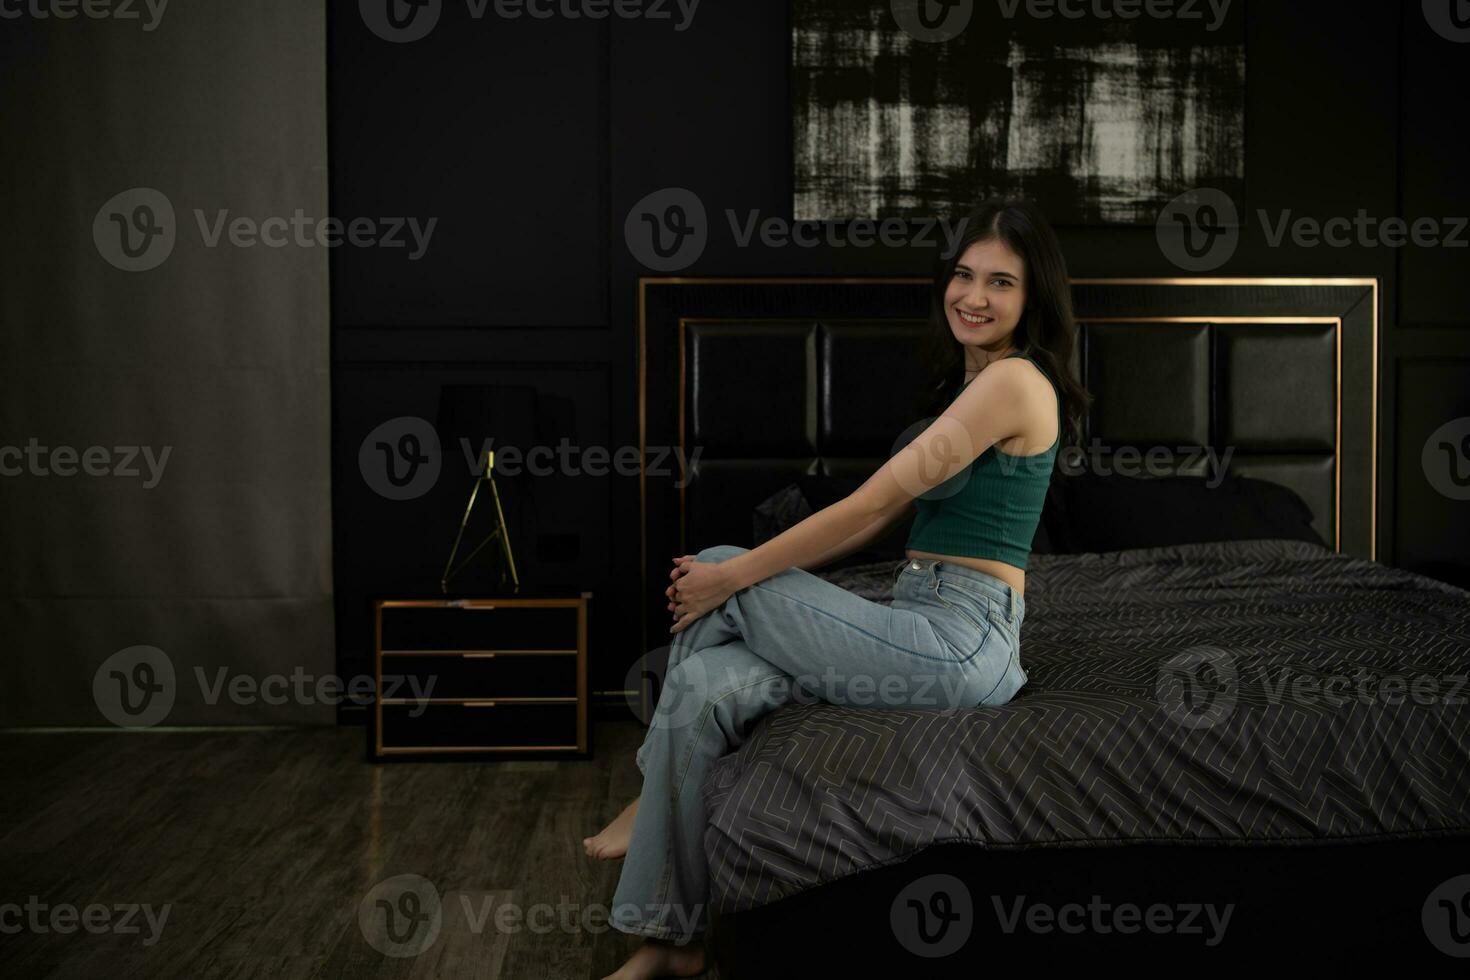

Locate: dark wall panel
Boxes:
[1395,358,1470,588]
[328,1,606,327]
[1399,5,1470,327]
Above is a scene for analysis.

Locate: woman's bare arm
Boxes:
[717,359,1035,592]
[795,499,915,572]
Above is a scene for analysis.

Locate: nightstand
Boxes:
[370,593,590,759]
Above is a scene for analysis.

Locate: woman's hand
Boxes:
[666,555,738,634]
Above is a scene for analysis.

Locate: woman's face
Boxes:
[943,237,1027,361]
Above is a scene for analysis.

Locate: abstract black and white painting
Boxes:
[792,0,1245,224]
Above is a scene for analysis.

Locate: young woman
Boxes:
[586,199,1089,980]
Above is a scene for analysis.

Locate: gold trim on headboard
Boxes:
[638,276,1380,655]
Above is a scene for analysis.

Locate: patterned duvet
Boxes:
[700,540,1470,915]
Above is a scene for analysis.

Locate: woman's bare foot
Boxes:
[601,937,706,980]
[584,796,640,859]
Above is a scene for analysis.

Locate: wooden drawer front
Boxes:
[380,653,576,700]
[381,605,578,652]
[381,702,579,750]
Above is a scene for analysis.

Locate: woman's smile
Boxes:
[955,308,994,326]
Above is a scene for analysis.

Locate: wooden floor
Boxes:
[0,720,709,980]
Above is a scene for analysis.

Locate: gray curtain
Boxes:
[0,2,333,726]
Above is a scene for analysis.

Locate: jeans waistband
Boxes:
[901,558,1023,622]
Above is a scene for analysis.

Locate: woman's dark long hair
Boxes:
[913,199,1091,452]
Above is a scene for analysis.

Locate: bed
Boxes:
[634,277,1470,971]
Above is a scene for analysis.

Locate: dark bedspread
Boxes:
[700,539,1470,915]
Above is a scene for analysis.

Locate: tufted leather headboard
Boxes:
[637,277,1378,653]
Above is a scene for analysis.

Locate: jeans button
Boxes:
[910,561,921,570]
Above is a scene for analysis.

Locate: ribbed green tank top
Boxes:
[904,351,1060,570]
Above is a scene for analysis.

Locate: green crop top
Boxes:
[904,351,1061,570]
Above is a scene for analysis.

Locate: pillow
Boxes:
[1047,470,1324,552]
[753,482,811,546]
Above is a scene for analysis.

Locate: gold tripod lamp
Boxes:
[441,449,520,594]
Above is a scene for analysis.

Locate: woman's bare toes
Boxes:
[583,796,640,860]
[600,937,706,980]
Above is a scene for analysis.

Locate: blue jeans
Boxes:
[609,544,1028,942]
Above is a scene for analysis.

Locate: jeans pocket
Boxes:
[932,581,995,644]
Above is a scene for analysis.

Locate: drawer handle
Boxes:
[450,601,497,610]
[462,653,497,659]
[464,701,498,708]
